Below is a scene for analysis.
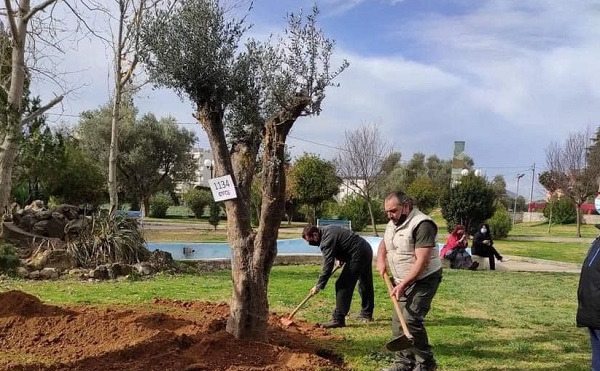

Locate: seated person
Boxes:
[471,223,508,271]
[440,224,479,270]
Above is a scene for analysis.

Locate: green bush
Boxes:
[208,201,221,230]
[183,188,212,218]
[543,196,577,224]
[150,193,172,218]
[487,203,512,239]
[0,243,19,274]
[338,196,369,232]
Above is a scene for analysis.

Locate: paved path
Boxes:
[490,255,581,273]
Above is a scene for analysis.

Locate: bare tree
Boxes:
[0,1,68,217]
[335,123,391,236]
[140,2,347,341]
[545,127,598,237]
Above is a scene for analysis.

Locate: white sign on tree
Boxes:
[208,174,238,202]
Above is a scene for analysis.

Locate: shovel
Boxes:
[280,264,342,327]
[383,271,414,352]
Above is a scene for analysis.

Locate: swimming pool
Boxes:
[147,237,384,260]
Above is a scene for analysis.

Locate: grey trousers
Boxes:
[391,268,442,368]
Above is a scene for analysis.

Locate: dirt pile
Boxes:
[0,290,347,371]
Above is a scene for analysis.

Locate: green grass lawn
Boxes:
[2,266,589,371]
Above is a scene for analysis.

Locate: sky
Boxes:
[31,0,600,200]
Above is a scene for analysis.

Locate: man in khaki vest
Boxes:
[377,191,442,371]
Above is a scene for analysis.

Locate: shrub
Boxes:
[150,193,172,218]
[183,188,212,218]
[66,212,149,268]
[208,201,221,231]
[0,243,19,274]
[338,196,369,232]
[487,203,512,239]
[542,196,577,224]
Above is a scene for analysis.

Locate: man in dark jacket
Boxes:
[302,225,375,328]
[577,234,600,371]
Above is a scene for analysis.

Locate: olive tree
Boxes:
[139,1,347,341]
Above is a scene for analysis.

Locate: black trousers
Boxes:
[331,255,374,322]
[473,245,502,270]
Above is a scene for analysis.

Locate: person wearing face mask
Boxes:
[440,224,479,270]
[472,223,507,270]
[377,191,442,371]
[301,224,375,328]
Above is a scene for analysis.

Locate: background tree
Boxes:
[545,128,598,237]
[290,153,341,225]
[88,0,167,214]
[440,173,496,234]
[490,175,510,209]
[0,3,65,218]
[208,200,221,231]
[183,188,212,219]
[406,176,438,214]
[335,123,390,235]
[78,104,197,214]
[139,1,347,341]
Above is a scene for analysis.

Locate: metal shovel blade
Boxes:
[385,334,414,352]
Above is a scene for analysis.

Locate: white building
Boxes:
[175,147,214,194]
[335,177,366,202]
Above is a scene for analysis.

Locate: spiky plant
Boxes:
[66,212,149,268]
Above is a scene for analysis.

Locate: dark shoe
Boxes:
[319,320,345,329]
[412,362,437,371]
[469,261,479,270]
[381,363,413,371]
[350,312,374,322]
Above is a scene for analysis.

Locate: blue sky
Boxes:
[34,0,600,199]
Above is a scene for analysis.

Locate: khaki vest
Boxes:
[384,209,442,283]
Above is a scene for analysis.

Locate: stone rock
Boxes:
[28,270,40,280]
[28,249,75,272]
[133,262,154,276]
[148,250,175,271]
[16,266,29,278]
[39,267,59,280]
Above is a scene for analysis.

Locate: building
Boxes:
[335,177,366,202]
[175,147,214,194]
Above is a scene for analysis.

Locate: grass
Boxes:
[494,239,589,264]
[2,266,588,371]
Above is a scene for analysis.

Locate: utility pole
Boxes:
[513,173,525,226]
[528,163,535,222]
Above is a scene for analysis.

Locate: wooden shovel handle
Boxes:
[287,264,342,320]
[383,271,413,339]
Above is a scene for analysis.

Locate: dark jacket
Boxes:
[577,237,600,329]
[315,225,372,290]
[472,230,493,256]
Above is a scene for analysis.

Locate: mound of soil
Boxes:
[0,290,347,371]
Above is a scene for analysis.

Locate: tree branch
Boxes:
[4,0,18,41]
[23,0,58,23]
[21,95,64,126]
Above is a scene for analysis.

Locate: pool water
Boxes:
[147,237,384,260]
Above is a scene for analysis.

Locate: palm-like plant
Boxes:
[66,212,149,268]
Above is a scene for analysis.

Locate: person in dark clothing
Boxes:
[577,234,600,371]
[471,223,507,270]
[302,225,375,328]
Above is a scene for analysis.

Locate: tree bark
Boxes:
[196,96,309,342]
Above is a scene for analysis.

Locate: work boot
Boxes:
[319,320,345,329]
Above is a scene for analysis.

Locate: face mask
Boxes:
[480,228,487,234]
[308,240,320,246]
[395,213,408,226]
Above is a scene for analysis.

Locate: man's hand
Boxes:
[310,286,320,296]
[391,281,406,300]
[334,260,344,269]
[376,260,388,277]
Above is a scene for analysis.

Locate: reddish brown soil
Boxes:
[0,290,348,371]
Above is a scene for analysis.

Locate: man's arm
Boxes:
[376,239,388,276]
